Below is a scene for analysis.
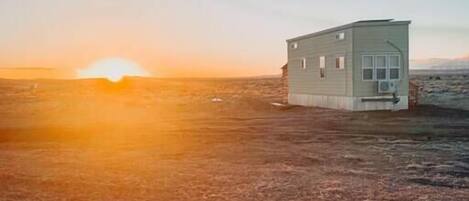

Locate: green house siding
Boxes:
[287,28,353,96]
[352,24,410,97]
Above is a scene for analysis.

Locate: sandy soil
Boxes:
[1,77,469,201]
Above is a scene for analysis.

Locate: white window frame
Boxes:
[361,54,401,81]
[362,55,374,81]
[375,55,387,80]
[319,56,326,79]
[336,32,345,40]
[389,55,401,80]
[291,42,298,49]
[336,55,345,70]
[300,58,306,70]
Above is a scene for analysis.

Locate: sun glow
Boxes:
[77,58,150,82]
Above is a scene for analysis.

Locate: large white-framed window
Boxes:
[300,58,306,70]
[319,56,326,78]
[336,55,345,69]
[362,55,374,81]
[375,55,387,80]
[361,54,401,81]
[389,55,400,80]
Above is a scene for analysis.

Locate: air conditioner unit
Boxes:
[378,80,399,94]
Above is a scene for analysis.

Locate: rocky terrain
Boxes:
[0,77,468,201]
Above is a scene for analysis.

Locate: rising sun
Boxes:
[77,58,150,82]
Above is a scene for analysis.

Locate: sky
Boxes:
[1,0,469,77]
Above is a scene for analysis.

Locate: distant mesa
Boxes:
[411,56,469,70]
[0,67,74,80]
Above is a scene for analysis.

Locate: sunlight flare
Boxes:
[77,58,150,82]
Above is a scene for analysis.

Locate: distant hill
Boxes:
[244,74,281,79]
[411,56,469,70]
[0,67,74,80]
[410,69,469,75]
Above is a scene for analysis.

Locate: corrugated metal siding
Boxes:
[288,28,353,96]
[352,24,409,97]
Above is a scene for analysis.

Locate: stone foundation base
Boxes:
[288,93,408,111]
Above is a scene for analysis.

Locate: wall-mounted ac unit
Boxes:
[378,80,399,94]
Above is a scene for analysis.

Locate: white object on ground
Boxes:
[271,102,286,107]
[211,98,223,102]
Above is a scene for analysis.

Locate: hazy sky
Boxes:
[1,0,469,77]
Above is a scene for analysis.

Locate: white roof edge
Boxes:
[286,20,411,43]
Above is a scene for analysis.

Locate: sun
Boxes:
[77,58,150,82]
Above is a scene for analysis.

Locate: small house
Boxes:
[286,19,411,111]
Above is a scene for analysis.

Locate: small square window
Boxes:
[291,42,298,49]
[363,69,373,80]
[336,32,345,40]
[390,68,400,79]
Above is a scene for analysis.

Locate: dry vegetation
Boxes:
[411,73,469,111]
[1,77,469,201]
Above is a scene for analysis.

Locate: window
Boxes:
[290,42,298,49]
[362,54,401,81]
[363,56,373,68]
[390,55,399,67]
[376,56,386,67]
[390,69,399,79]
[300,58,306,69]
[363,69,374,80]
[389,55,400,80]
[336,56,345,69]
[336,32,345,40]
[362,56,374,80]
[376,69,386,80]
[375,56,387,80]
[319,56,326,78]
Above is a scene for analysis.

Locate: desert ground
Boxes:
[411,72,469,111]
[1,76,469,201]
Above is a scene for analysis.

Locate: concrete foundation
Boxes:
[288,93,408,111]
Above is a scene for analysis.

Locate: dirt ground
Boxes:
[0,77,469,201]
